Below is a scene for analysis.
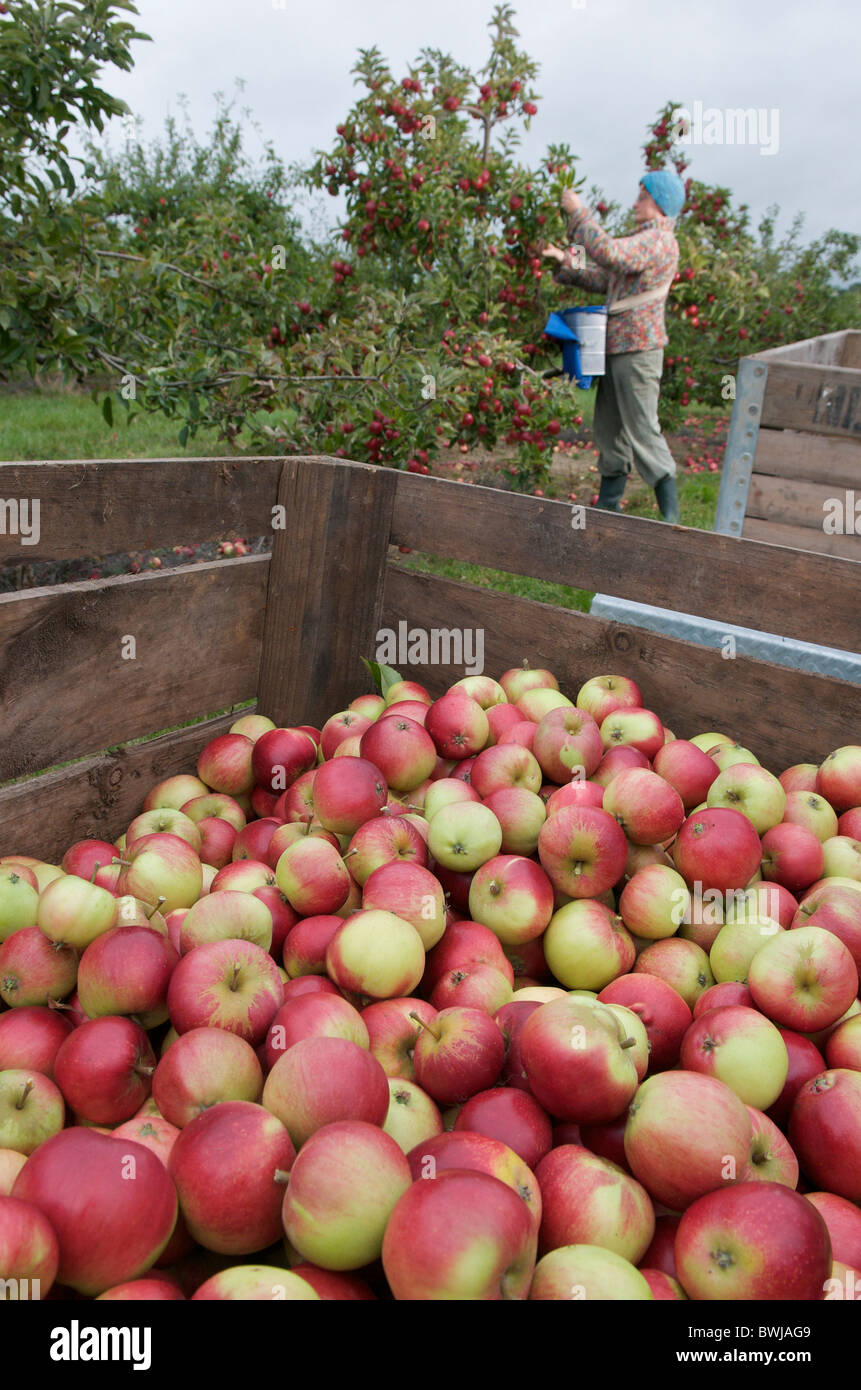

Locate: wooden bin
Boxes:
[1,455,858,864]
[715,329,861,559]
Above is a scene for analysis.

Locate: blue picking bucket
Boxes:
[543,306,607,388]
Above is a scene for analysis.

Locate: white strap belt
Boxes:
[606,275,674,316]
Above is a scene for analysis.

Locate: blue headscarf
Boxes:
[640,169,686,219]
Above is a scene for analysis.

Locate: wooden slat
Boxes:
[383,567,860,772]
[746,472,861,535]
[759,362,861,438]
[741,516,861,560]
[389,472,860,652]
[0,556,268,781]
[0,712,247,864]
[257,457,399,727]
[842,335,861,371]
[753,331,852,368]
[0,457,283,568]
[753,428,861,486]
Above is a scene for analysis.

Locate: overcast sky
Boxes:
[101,0,858,251]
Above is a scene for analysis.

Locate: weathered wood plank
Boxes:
[752,428,861,487]
[0,457,283,568]
[741,516,861,561]
[257,457,399,728]
[389,472,860,652]
[746,472,861,538]
[0,556,267,781]
[759,361,861,438]
[0,711,248,864]
[753,331,852,368]
[382,566,860,772]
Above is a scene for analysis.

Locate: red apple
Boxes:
[454,1088,552,1169]
[805,1191,861,1269]
[152,1027,263,1126]
[261,1036,389,1147]
[410,1006,505,1104]
[816,746,861,813]
[0,1006,73,1078]
[143,774,209,813]
[598,972,692,1071]
[693,982,754,1018]
[789,1069,861,1200]
[576,674,642,725]
[652,740,719,811]
[748,925,858,1031]
[744,1105,799,1187]
[326,910,425,998]
[634,937,714,1009]
[535,1144,654,1263]
[600,707,665,759]
[0,928,77,1008]
[679,1005,789,1109]
[167,938,283,1044]
[838,808,861,839]
[361,861,444,950]
[178,890,273,954]
[0,1193,60,1296]
[603,768,685,846]
[761,823,824,894]
[61,839,119,880]
[619,864,689,940]
[766,1028,827,1128]
[532,707,603,783]
[320,710,372,760]
[282,915,343,977]
[827,1013,861,1070]
[181,793,247,832]
[116,832,203,913]
[196,816,238,869]
[520,996,640,1123]
[424,693,490,759]
[97,1275,185,1300]
[592,745,650,789]
[485,703,526,744]
[467,854,554,946]
[53,1016,155,1125]
[263,993,368,1068]
[543,899,635,991]
[792,884,861,971]
[638,1213,681,1275]
[346,817,427,888]
[251,728,317,793]
[673,808,763,893]
[498,721,539,751]
[312,757,388,835]
[362,997,437,1080]
[537,805,628,899]
[405,1128,542,1231]
[359,716,437,792]
[289,1263,376,1300]
[36,873,117,950]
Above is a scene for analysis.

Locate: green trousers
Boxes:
[593,348,677,488]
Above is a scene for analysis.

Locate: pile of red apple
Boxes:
[1,667,860,1302]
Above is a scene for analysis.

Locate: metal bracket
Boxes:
[714,357,769,537]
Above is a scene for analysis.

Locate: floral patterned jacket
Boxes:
[552,207,679,355]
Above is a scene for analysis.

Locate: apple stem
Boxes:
[89,862,101,884]
[16,1079,34,1109]
[409,1011,440,1042]
[273,1168,291,1186]
[134,1064,156,1078]
[228,963,241,992]
[620,1036,637,1050]
[342,849,358,861]
[145,896,167,920]
[112,857,130,868]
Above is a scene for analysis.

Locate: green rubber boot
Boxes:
[595,473,627,512]
[654,474,681,523]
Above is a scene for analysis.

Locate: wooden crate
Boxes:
[716,329,861,558]
[1,455,858,863]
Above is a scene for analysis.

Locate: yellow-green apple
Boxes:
[405,1128,542,1231]
[500,663,559,703]
[572,998,650,1082]
[423,777,480,822]
[792,884,861,970]
[361,862,444,949]
[282,915,343,977]
[311,757,388,835]
[604,768,685,848]
[0,1070,64,1153]
[619,864,689,940]
[783,790,839,842]
[196,816,237,869]
[116,833,203,913]
[673,807,763,893]
[267,822,338,870]
[679,1005,788,1109]
[36,873,117,950]
[152,1027,263,1127]
[168,1100,295,1253]
[410,1005,505,1104]
[692,981,753,1018]
[634,937,714,1008]
[760,823,824,893]
[534,1144,655,1262]
[345,817,427,888]
[640,1269,687,1299]
[623,1071,753,1210]
[0,1193,59,1295]
[652,740,719,811]
[748,925,858,1031]
[766,1029,827,1127]
[251,728,317,793]
[498,720,539,751]
[275,837,351,916]
[449,675,505,708]
[167,938,283,1044]
[362,997,437,1080]
[690,732,733,753]
[677,889,724,951]
[816,746,861,813]
[480,787,546,857]
[261,1036,389,1147]
[529,1244,652,1299]
[0,927,77,1008]
[196,733,255,796]
[429,963,513,1013]
[53,1016,155,1125]
[192,1266,318,1300]
[178,890,273,954]
[181,793,246,832]
[709,917,784,983]
[532,708,603,783]
[468,855,555,947]
[143,774,210,813]
[12,1128,176,1295]
[453,1087,552,1169]
[789,1069,861,1201]
[805,1192,861,1269]
[320,710,372,760]
[728,880,798,927]
[826,1013,861,1069]
[263,993,368,1069]
[333,735,361,758]
[470,743,544,797]
[229,713,276,741]
[0,1006,73,1078]
[427,801,503,872]
[576,674,642,725]
[821,835,861,880]
[422,919,513,995]
[520,996,640,1124]
[598,973,692,1070]
[281,1118,411,1269]
[543,900,635,991]
[383,1167,535,1300]
[126,809,203,855]
[515,688,573,723]
[383,1077,444,1151]
[77,925,177,1023]
[359,715,437,792]
[424,693,490,759]
[350,692,386,720]
[537,805,628,899]
[592,745,650,788]
[707,764,785,834]
[600,708,665,759]
[744,1105,799,1187]
[326,909,425,999]
[709,743,760,770]
[383,679,431,707]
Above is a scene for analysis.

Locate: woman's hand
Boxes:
[540,242,565,262]
[561,187,582,216]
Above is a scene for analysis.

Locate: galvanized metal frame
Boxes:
[714,356,769,537]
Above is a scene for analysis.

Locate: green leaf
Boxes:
[360,657,402,695]
[102,394,113,426]
[178,424,189,446]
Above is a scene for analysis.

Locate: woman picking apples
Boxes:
[542,171,685,522]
